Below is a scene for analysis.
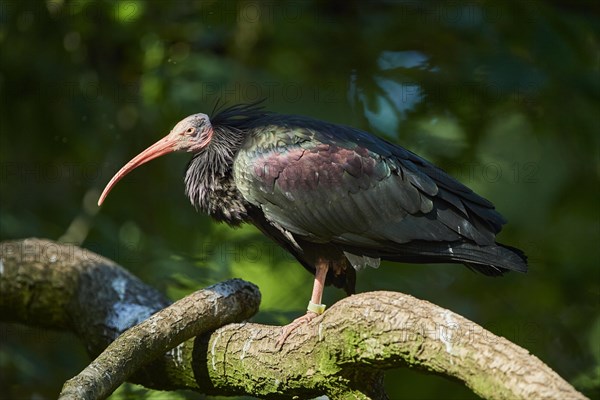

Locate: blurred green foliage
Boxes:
[0,1,598,399]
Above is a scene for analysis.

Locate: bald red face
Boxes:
[98,114,213,206]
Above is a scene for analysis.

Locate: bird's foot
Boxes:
[276,311,320,349]
[276,301,327,349]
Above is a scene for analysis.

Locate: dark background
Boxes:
[0,1,598,399]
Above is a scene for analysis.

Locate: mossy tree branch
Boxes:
[0,239,587,400]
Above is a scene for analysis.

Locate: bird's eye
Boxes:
[186,127,195,134]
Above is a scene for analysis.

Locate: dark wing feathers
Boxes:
[234,115,505,252]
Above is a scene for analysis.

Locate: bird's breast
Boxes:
[184,155,250,226]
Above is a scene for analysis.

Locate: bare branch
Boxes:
[59,279,260,400]
[0,239,588,400]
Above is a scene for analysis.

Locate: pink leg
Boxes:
[277,260,329,348]
[309,259,328,306]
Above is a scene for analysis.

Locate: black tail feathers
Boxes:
[384,240,528,276]
[462,242,528,276]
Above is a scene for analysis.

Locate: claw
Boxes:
[276,311,319,349]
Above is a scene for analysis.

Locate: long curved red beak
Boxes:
[98,136,177,206]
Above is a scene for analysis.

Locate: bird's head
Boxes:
[98,113,213,206]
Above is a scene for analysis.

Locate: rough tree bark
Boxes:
[0,238,588,400]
